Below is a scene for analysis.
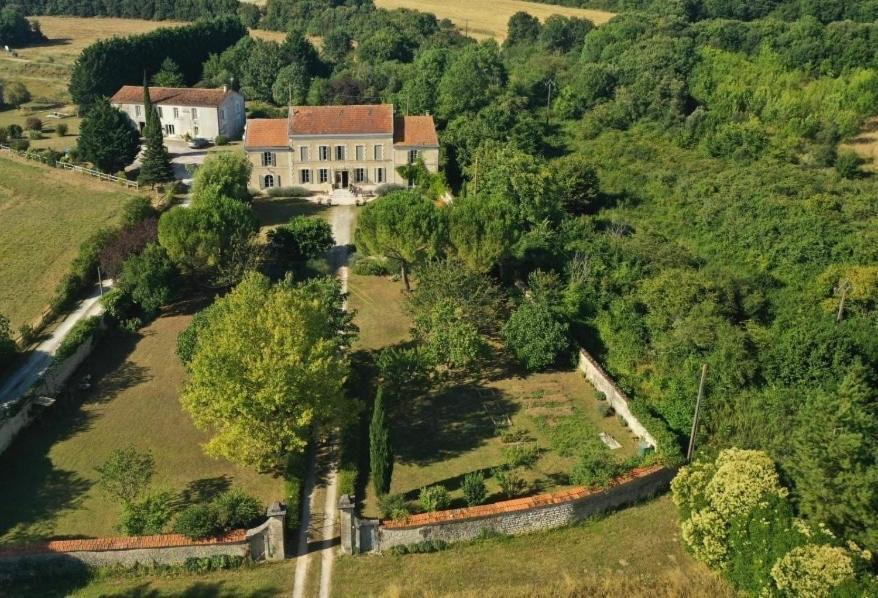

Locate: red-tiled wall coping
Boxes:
[382,465,665,529]
[0,530,246,557]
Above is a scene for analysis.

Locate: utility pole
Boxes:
[545,78,556,126]
[686,363,708,462]
[836,279,851,323]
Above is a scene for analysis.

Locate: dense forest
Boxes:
[56,0,877,593]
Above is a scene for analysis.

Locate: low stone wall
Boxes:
[578,348,657,448]
[0,503,287,577]
[0,335,97,456]
[340,466,675,553]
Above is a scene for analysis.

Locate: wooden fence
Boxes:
[0,143,140,190]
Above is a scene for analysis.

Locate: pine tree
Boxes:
[369,386,393,496]
[138,81,174,186]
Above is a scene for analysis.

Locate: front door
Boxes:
[336,170,349,188]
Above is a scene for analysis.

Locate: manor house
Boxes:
[243,104,439,193]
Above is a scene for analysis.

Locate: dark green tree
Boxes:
[503,298,569,371]
[504,12,540,48]
[118,243,180,318]
[549,155,600,215]
[77,97,140,173]
[370,386,393,496]
[268,216,334,269]
[138,83,174,186]
[790,364,878,552]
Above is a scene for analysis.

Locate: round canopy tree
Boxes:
[77,97,140,174]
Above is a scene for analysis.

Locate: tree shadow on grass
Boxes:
[94,581,283,598]
[178,476,232,508]
[393,384,518,467]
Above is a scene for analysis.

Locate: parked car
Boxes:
[188,137,209,149]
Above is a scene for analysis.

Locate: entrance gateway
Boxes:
[335,170,349,188]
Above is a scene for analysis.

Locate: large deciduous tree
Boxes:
[138,83,174,186]
[77,97,140,173]
[354,190,447,290]
[449,194,520,274]
[180,272,352,469]
[191,152,253,203]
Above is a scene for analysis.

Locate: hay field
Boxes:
[374,0,616,39]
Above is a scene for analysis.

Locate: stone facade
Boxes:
[578,348,657,448]
[340,466,675,554]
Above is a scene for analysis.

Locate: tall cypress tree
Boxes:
[370,386,394,496]
[138,80,174,186]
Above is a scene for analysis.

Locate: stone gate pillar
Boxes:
[338,494,356,554]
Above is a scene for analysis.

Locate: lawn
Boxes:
[9,559,297,597]
[0,155,137,330]
[344,272,643,518]
[333,495,731,597]
[252,196,332,233]
[0,309,284,544]
[374,0,615,40]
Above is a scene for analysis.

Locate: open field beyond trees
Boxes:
[0,156,136,330]
[334,496,732,597]
[0,310,284,543]
[372,0,614,40]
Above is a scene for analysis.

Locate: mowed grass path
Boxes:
[333,496,731,597]
[0,311,283,543]
[374,0,615,40]
[0,156,136,329]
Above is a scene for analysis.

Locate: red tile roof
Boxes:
[0,530,247,557]
[393,115,439,147]
[110,86,233,107]
[244,119,289,148]
[289,104,394,136]
[382,465,666,529]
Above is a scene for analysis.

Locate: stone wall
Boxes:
[340,466,675,553]
[0,504,287,577]
[577,348,657,448]
[0,335,97,456]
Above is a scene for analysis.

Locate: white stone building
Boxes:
[110,86,245,142]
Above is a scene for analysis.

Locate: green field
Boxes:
[333,496,731,597]
[0,310,284,543]
[0,156,136,330]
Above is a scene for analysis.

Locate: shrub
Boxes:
[462,472,487,507]
[266,186,310,198]
[0,313,16,370]
[570,450,622,488]
[389,539,448,555]
[596,391,606,401]
[376,345,430,394]
[25,116,42,131]
[174,504,221,539]
[835,150,865,179]
[55,316,102,361]
[213,488,263,531]
[118,490,175,535]
[9,138,29,151]
[503,300,570,371]
[27,129,42,140]
[501,428,531,444]
[617,414,627,427]
[419,486,450,512]
[771,545,857,597]
[374,183,404,197]
[121,197,157,226]
[214,134,229,146]
[6,124,22,139]
[379,493,410,520]
[597,403,614,417]
[17,323,35,347]
[494,468,527,498]
[95,446,155,504]
[503,444,540,469]
[56,123,68,137]
[5,81,31,107]
[351,256,391,276]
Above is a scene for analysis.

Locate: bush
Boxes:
[389,539,448,555]
[174,503,221,539]
[9,138,29,151]
[835,150,865,179]
[379,493,410,520]
[118,490,175,536]
[503,444,540,469]
[56,123,68,137]
[6,124,22,139]
[597,403,614,417]
[376,345,430,394]
[494,468,527,498]
[25,116,42,131]
[121,197,157,226]
[266,186,310,198]
[213,488,262,531]
[17,323,35,347]
[501,428,531,444]
[214,134,229,146]
[55,316,102,361]
[351,256,391,276]
[570,450,622,488]
[0,313,16,370]
[374,183,404,197]
[419,485,450,512]
[462,472,487,507]
[503,300,570,371]
[596,391,606,401]
[26,129,41,140]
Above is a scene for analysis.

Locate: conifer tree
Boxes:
[369,386,393,496]
[138,81,174,186]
